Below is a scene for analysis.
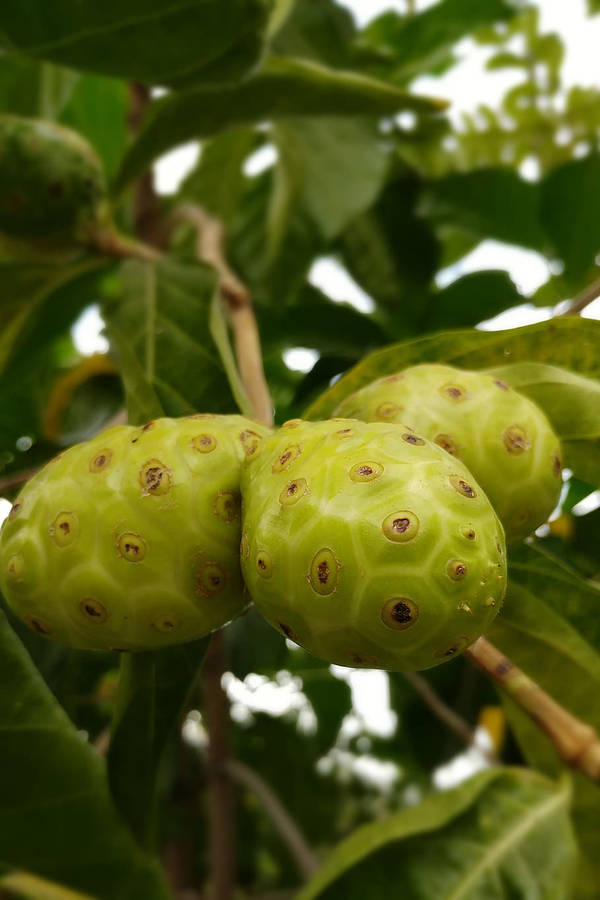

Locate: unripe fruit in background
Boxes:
[0,115,108,255]
[335,364,562,543]
[0,415,271,651]
[240,419,506,672]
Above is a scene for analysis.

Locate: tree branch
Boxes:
[466,636,600,781]
[226,759,319,881]
[176,204,274,427]
[402,671,498,763]
[559,273,600,316]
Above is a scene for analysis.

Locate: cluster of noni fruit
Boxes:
[0,365,563,671]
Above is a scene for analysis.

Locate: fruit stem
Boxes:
[560,272,600,315]
[176,204,274,427]
[466,636,600,781]
[91,225,162,262]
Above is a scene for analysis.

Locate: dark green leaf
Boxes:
[298,768,575,900]
[423,270,524,330]
[115,56,445,190]
[0,611,170,899]
[0,56,78,118]
[0,0,271,88]
[272,0,355,67]
[60,75,128,180]
[108,640,209,848]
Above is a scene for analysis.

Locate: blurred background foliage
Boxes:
[1,1,600,898]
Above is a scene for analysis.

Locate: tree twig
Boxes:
[128,82,169,249]
[402,671,498,763]
[466,637,600,780]
[560,273,600,316]
[176,204,274,427]
[226,759,319,881]
[0,467,40,495]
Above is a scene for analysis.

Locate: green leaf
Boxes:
[425,168,545,250]
[0,0,271,88]
[361,0,515,82]
[0,611,170,899]
[59,75,128,180]
[483,362,600,485]
[271,0,355,67]
[541,153,600,282]
[0,871,97,900]
[107,639,209,848]
[304,317,600,419]
[0,55,78,118]
[297,768,575,900]
[102,256,237,422]
[423,270,524,331]
[115,55,445,190]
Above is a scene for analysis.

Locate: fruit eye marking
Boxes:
[272,444,301,472]
[279,478,308,506]
[240,430,264,457]
[381,597,419,630]
[192,433,217,453]
[139,459,172,496]
[196,562,228,596]
[434,434,459,456]
[49,511,79,547]
[89,448,113,472]
[375,401,401,419]
[461,526,476,541]
[449,475,477,498]
[493,379,509,390]
[447,559,468,580]
[441,384,466,401]
[308,548,340,595]
[402,433,425,446]
[434,636,469,658]
[80,598,108,623]
[116,532,147,562]
[382,511,419,543]
[152,614,178,633]
[502,425,530,455]
[282,419,303,429]
[349,461,383,482]
[256,552,273,579]
[333,427,354,438]
[213,491,241,523]
[8,502,21,520]
[6,554,24,579]
[552,451,562,477]
[277,621,298,642]
[25,614,53,636]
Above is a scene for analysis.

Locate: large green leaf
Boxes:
[297,768,575,900]
[0,0,271,88]
[422,270,524,331]
[0,55,78,118]
[115,55,444,190]
[107,639,209,848]
[102,256,237,421]
[304,318,600,419]
[0,611,170,899]
[59,75,128,180]
[484,362,600,485]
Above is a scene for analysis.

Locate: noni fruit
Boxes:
[240,418,506,672]
[0,115,108,253]
[0,415,271,651]
[335,364,562,543]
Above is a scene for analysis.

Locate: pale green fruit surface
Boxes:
[0,115,108,252]
[0,415,271,651]
[335,364,562,543]
[240,418,506,672]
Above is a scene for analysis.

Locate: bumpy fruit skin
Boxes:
[335,364,562,543]
[0,115,108,252]
[240,418,506,672]
[0,415,271,651]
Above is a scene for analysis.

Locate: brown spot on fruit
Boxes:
[240,430,264,457]
[503,425,530,455]
[441,384,466,401]
[277,621,299,642]
[196,562,228,596]
[381,597,419,630]
[116,532,147,562]
[49,511,79,547]
[213,491,241,523]
[6,554,24,579]
[142,421,155,431]
[89,448,113,473]
[349,461,383,483]
[282,418,303,429]
[309,548,340,595]
[279,478,308,507]
[256,552,273,579]
[493,379,510,390]
[80,598,108,624]
[435,434,459,456]
[402,433,425,446]
[434,636,469,658]
[153,614,178,633]
[271,444,301,473]
[139,459,172,496]
[447,559,468,580]
[375,401,401,420]
[333,427,355,439]
[449,475,477,499]
[25,614,53,636]
[382,511,419,543]
[192,433,217,453]
[382,373,404,384]
[8,502,21,521]
[461,526,476,541]
[552,451,562,477]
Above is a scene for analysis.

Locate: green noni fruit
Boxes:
[0,115,108,253]
[0,415,271,651]
[240,418,506,672]
[335,364,562,543]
